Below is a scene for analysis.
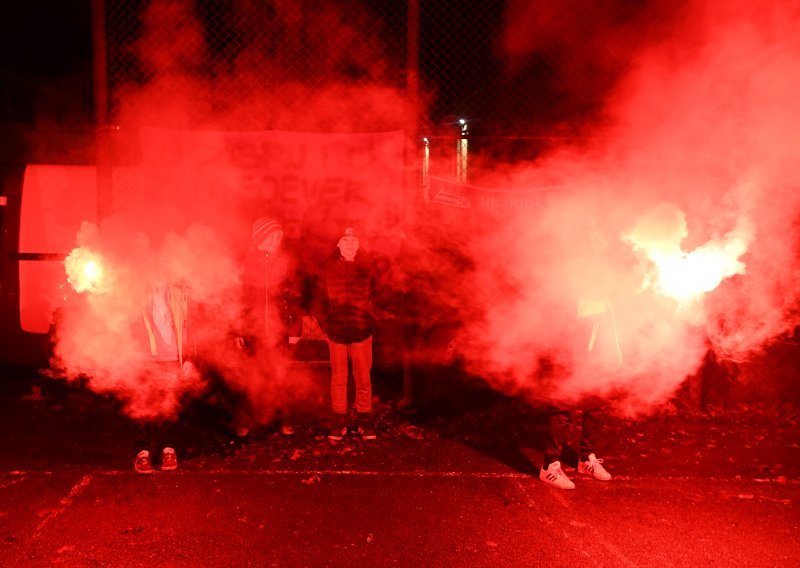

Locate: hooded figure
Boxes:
[235,217,303,436]
[312,226,379,441]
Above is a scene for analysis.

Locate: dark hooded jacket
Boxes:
[313,251,376,344]
[241,245,302,346]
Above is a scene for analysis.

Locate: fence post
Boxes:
[91,0,113,220]
[401,0,420,407]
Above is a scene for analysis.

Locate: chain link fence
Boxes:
[101,0,647,185]
[105,0,408,132]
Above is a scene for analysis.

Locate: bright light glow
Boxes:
[625,203,749,303]
[83,260,101,280]
[650,244,745,301]
[65,247,108,294]
[458,118,466,125]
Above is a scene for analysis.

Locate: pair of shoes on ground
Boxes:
[354,424,377,440]
[234,421,294,438]
[539,454,612,490]
[134,448,178,474]
[327,418,376,441]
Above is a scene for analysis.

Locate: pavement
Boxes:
[1,363,799,567]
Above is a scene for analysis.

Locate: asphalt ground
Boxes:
[1,364,799,567]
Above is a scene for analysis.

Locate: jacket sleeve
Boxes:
[308,271,329,336]
[238,249,264,338]
[282,254,304,337]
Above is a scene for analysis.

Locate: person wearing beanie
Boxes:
[312,226,379,441]
[251,217,283,252]
[234,216,303,437]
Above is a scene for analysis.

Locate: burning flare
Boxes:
[624,203,749,302]
[64,247,109,294]
[649,242,746,301]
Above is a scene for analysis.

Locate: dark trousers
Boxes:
[133,360,181,462]
[236,335,293,427]
[542,311,617,468]
[543,406,600,468]
[134,419,178,463]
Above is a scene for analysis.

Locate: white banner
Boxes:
[139,128,405,241]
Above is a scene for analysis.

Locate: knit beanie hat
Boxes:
[252,217,282,244]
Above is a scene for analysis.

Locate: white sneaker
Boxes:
[578,453,612,481]
[539,461,575,490]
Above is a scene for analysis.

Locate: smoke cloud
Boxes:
[51,0,406,423]
[49,0,800,421]
[442,0,800,413]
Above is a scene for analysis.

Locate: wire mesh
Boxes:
[105,0,408,131]
[102,0,642,180]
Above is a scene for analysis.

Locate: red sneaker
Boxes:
[134,450,154,475]
[161,447,178,471]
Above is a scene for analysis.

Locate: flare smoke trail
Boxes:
[51,0,406,421]
[51,0,800,419]
[52,217,241,419]
[447,0,800,412]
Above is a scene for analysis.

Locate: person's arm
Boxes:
[283,254,304,343]
[237,250,259,348]
[308,270,329,337]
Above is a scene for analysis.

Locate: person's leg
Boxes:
[539,406,575,489]
[134,420,154,455]
[577,404,612,480]
[327,340,349,440]
[349,336,375,439]
[579,408,600,461]
[268,344,295,435]
[133,420,156,474]
[152,418,179,470]
[151,360,182,469]
[543,406,571,468]
[350,336,373,415]
[328,340,349,415]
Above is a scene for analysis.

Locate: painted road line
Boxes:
[27,474,93,543]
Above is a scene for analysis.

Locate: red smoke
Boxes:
[50,0,800,421]
[446,0,800,413]
[50,0,407,422]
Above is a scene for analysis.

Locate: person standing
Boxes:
[237,217,302,436]
[134,282,192,474]
[539,294,617,489]
[313,226,378,441]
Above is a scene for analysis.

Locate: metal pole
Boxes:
[401,0,420,407]
[406,0,420,154]
[91,0,113,220]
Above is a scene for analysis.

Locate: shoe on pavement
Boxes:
[355,424,377,440]
[539,461,575,490]
[578,453,611,481]
[328,425,347,441]
[328,416,348,441]
[161,447,178,471]
[134,450,155,475]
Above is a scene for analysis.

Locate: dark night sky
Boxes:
[0,1,527,133]
[0,1,93,127]
[0,2,92,79]
[0,1,616,134]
